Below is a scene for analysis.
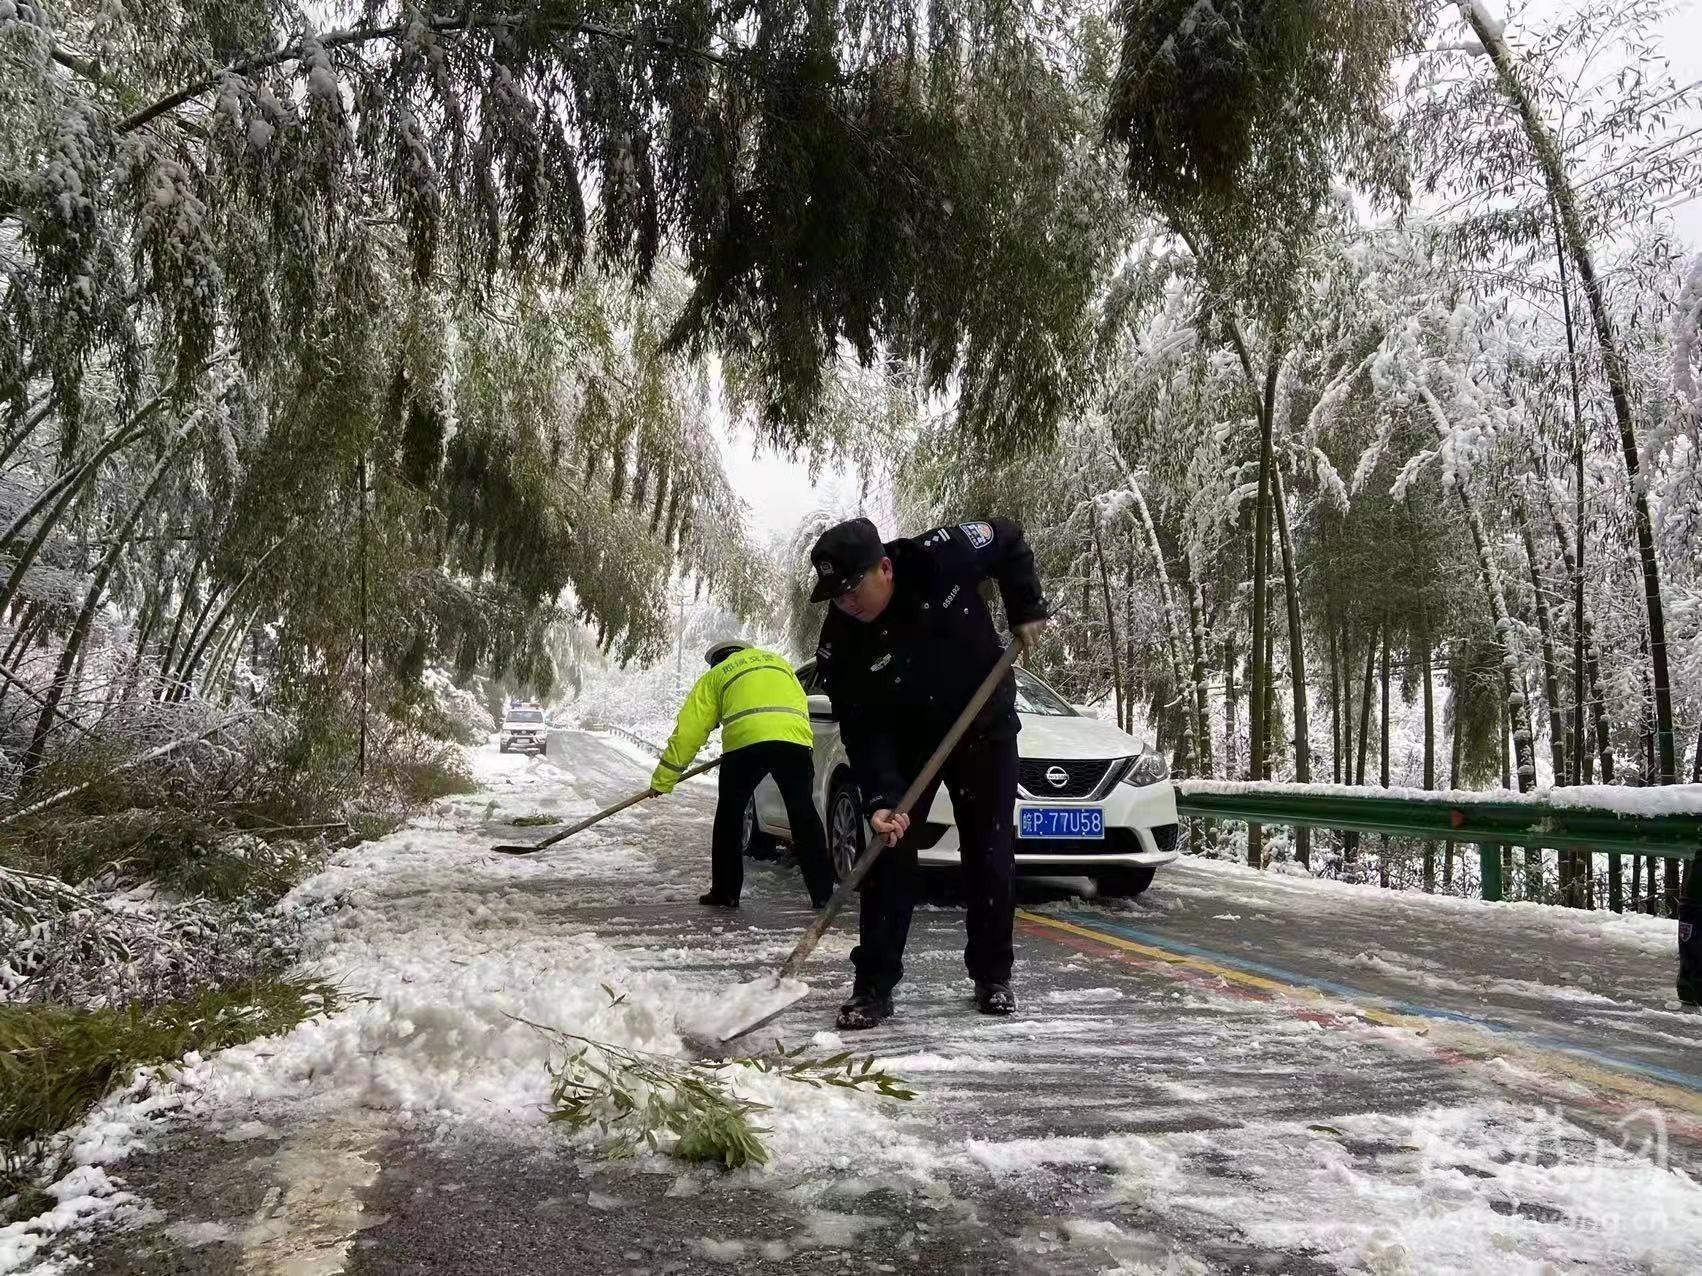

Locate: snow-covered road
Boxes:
[19,731,1702,1275]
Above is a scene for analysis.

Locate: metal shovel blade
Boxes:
[684,972,812,1047]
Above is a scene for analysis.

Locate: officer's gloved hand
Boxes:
[1016,619,1049,653]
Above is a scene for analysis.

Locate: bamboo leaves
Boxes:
[514,1008,915,1172]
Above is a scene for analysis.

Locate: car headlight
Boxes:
[1122,750,1169,788]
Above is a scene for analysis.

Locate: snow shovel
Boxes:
[695,637,1025,1046]
[491,757,722,855]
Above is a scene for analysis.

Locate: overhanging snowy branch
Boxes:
[118,9,749,136]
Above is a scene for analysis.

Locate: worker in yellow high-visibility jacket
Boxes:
[650,640,834,910]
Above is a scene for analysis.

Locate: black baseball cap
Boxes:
[809,518,886,602]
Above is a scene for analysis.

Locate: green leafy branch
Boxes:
[733,1044,918,1103]
[507,1004,916,1171]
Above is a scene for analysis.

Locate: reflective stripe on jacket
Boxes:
[650,647,813,793]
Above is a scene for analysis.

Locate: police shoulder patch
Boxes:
[959,521,994,549]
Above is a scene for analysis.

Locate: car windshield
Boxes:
[508,709,544,723]
[1012,669,1075,717]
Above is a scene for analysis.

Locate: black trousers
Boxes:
[851,730,1018,996]
[711,741,835,907]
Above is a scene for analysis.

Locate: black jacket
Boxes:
[815,518,1047,818]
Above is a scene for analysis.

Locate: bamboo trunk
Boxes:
[175,552,277,697]
[1264,613,1278,773]
[118,592,162,705]
[355,455,365,786]
[1185,554,1213,778]
[0,394,57,473]
[22,442,184,780]
[1224,636,1239,781]
[1423,635,1436,892]
[0,424,147,621]
[1514,494,1569,784]
[1419,385,1537,793]
[1124,535,1137,735]
[1520,674,1543,900]
[1554,203,1590,789]
[1379,631,1391,889]
[1538,483,1614,783]
[1446,683,1461,889]
[1502,692,1512,791]
[1092,509,1127,738]
[155,555,205,698]
[1356,625,1377,787]
[1107,446,1198,767]
[0,603,41,711]
[1330,622,1342,785]
[1515,494,1574,903]
[1270,469,1309,865]
[166,583,228,702]
[1345,625,1377,865]
[1463,3,1677,785]
[1247,363,1279,869]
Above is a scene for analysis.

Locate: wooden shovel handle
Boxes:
[777,638,1023,979]
[500,755,722,853]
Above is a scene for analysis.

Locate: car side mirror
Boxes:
[807,693,833,719]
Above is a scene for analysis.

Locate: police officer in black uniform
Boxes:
[809,517,1048,1030]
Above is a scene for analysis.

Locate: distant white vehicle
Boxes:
[750,663,1180,899]
[499,703,549,755]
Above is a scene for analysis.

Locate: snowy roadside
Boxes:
[0,740,924,1274]
[8,730,1700,1274]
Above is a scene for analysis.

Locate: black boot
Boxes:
[975,981,1017,1016]
[698,891,739,909]
[835,990,894,1031]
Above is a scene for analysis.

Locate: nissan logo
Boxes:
[1045,766,1070,789]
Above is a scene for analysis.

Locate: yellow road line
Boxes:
[1020,911,1317,999]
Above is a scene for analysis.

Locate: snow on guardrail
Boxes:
[1175,778,1702,819]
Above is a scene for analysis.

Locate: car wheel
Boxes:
[1094,866,1156,900]
[741,797,779,860]
[827,778,865,882]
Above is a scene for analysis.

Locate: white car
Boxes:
[499,704,549,755]
[749,662,1180,899]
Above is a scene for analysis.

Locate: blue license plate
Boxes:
[1019,806,1104,840]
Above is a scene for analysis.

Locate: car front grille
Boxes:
[1017,757,1127,800]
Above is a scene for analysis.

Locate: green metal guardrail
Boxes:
[1173,782,1702,904]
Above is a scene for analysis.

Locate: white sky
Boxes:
[718,0,1702,544]
[714,420,859,543]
